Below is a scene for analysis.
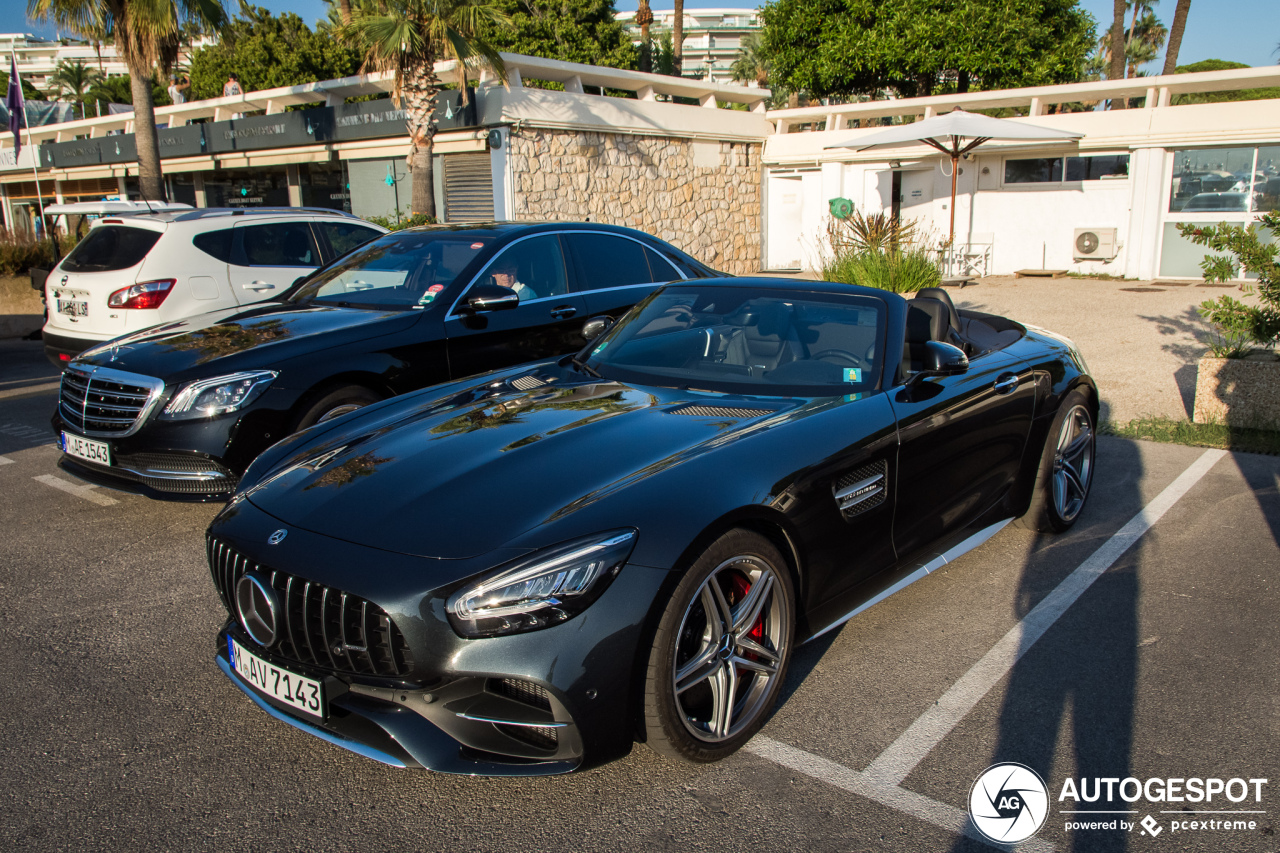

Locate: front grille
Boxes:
[208,536,414,678]
[69,451,236,495]
[60,365,163,437]
[669,403,773,418]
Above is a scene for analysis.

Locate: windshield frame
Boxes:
[580,284,890,398]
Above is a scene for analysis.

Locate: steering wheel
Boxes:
[811,349,865,369]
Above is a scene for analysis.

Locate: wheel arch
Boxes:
[287,371,395,431]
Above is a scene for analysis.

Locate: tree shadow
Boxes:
[1137,306,1210,419]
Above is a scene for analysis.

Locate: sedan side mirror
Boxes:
[581,316,613,342]
[464,283,519,312]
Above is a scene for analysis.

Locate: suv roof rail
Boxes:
[169,207,363,223]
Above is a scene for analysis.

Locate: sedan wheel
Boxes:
[294,385,384,432]
[643,529,794,762]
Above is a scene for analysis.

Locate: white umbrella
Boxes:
[826,109,1083,244]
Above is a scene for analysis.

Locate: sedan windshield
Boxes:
[288,231,493,309]
[585,285,887,395]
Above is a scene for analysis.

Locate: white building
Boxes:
[615,8,761,84]
[762,67,1280,279]
[1,32,208,93]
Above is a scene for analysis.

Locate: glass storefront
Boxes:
[203,168,290,208]
[347,157,414,222]
[300,161,351,212]
[1160,144,1280,278]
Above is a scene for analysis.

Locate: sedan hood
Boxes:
[72,302,421,378]
[246,375,798,559]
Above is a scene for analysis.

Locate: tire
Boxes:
[1017,388,1096,533]
[293,385,383,432]
[642,529,795,763]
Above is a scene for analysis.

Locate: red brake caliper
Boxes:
[729,574,765,667]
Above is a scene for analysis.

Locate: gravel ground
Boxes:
[952,276,1226,424]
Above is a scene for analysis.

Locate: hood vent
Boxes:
[509,375,549,391]
[669,403,773,419]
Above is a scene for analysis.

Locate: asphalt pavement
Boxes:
[0,337,1276,853]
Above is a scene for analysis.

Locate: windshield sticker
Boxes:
[417,291,437,307]
[843,368,862,383]
[470,242,485,250]
[593,341,609,355]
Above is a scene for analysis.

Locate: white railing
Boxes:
[768,65,1280,132]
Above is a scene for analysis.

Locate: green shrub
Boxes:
[365,212,438,232]
[0,233,58,276]
[822,247,941,294]
[828,210,921,254]
[1177,211,1280,357]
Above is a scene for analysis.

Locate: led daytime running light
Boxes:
[162,370,279,419]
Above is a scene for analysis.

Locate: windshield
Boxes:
[288,231,494,309]
[585,285,887,396]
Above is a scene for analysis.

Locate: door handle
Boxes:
[244,281,277,291]
[549,305,577,320]
[993,373,1019,395]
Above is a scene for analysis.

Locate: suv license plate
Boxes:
[57,299,88,317]
[62,431,111,465]
[229,638,325,720]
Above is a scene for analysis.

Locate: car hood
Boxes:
[245,374,801,559]
[71,302,421,378]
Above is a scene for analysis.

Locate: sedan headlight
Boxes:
[447,529,637,638]
[160,370,279,420]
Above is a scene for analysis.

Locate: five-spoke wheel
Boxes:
[1019,388,1096,532]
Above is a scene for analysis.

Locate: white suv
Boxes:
[42,208,387,366]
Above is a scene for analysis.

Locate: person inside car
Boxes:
[490,257,535,300]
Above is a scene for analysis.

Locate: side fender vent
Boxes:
[833,460,887,517]
[509,375,549,391]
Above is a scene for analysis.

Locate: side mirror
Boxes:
[924,340,969,376]
[581,316,613,342]
[464,283,519,312]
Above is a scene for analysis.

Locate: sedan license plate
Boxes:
[229,638,325,720]
[62,431,111,466]
[57,299,88,317]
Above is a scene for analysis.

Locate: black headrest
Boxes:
[915,287,960,331]
[906,298,949,345]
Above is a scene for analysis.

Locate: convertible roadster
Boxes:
[207,277,1096,775]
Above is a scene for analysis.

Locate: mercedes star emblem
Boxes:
[268,529,288,545]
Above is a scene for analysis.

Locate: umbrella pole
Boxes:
[949,153,958,246]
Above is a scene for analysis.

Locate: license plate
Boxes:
[57,299,88,317]
[62,431,111,465]
[229,638,325,720]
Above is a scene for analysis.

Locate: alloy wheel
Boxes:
[1051,404,1094,523]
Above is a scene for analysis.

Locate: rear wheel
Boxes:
[1018,389,1095,533]
[294,385,383,432]
[642,529,794,763]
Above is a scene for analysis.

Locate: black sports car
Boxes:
[51,222,718,500]
[206,278,1097,775]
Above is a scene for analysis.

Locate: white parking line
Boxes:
[748,447,1227,850]
[0,381,60,400]
[33,474,119,506]
[0,455,12,465]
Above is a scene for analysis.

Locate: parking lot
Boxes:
[1,334,1276,853]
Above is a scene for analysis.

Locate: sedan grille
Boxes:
[208,537,414,678]
[60,365,164,437]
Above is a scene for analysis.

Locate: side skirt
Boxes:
[804,518,1013,642]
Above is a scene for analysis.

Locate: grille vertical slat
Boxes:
[206,535,412,677]
[58,366,161,437]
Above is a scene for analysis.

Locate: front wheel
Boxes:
[1018,388,1095,533]
[293,385,383,433]
[642,529,795,763]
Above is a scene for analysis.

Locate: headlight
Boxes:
[160,370,278,420]
[447,529,637,638]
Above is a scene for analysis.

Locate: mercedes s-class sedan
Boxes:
[204,278,1097,775]
[51,222,718,499]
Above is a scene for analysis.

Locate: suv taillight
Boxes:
[108,279,175,309]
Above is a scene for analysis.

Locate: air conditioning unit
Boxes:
[1073,227,1118,261]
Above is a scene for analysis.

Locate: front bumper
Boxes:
[208,503,674,774]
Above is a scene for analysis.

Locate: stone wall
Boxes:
[507,129,762,275]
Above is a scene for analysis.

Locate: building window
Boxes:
[1004,154,1128,185]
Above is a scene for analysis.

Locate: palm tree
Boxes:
[1161,0,1191,75]
[671,0,684,77]
[1126,11,1166,76]
[341,0,508,219]
[47,58,103,118]
[635,0,653,73]
[1108,0,1126,106]
[729,32,768,88]
[28,0,226,203]
[1125,0,1158,76]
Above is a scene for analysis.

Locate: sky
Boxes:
[3,0,1277,72]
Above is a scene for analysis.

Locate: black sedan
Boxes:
[206,278,1097,775]
[51,222,717,500]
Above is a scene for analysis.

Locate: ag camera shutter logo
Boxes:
[969,763,1050,844]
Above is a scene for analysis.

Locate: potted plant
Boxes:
[1178,211,1280,428]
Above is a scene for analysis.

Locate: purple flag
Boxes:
[7,51,25,158]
